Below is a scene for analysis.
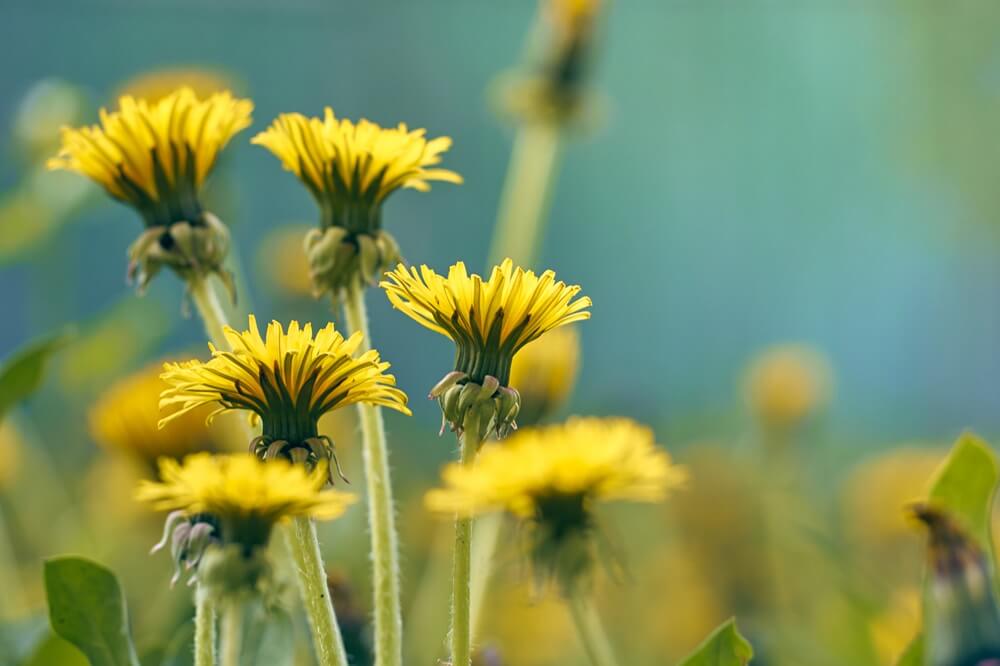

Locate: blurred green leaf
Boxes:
[678,618,753,666]
[926,431,998,553]
[44,556,140,666]
[0,328,74,421]
[894,634,923,666]
[24,632,89,666]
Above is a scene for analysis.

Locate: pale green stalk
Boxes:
[286,516,350,666]
[219,601,242,666]
[341,281,403,666]
[469,513,503,637]
[194,588,216,666]
[488,122,563,267]
[450,412,482,666]
[187,275,231,350]
[0,505,25,618]
[568,595,620,666]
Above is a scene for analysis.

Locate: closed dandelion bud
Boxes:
[150,511,221,587]
[912,504,1000,666]
[48,88,252,295]
[382,259,590,442]
[254,109,460,301]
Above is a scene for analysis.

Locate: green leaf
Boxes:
[0,328,74,421]
[44,556,140,666]
[926,431,999,553]
[678,618,753,666]
[894,634,924,666]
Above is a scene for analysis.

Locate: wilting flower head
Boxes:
[911,504,1000,666]
[253,109,461,300]
[47,88,252,293]
[138,453,353,594]
[160,315,410,477]
[89,362,226,468]
[382,259,591,440]
[742,344,832,435]
[508,325,581,426]
[426,417,685,592]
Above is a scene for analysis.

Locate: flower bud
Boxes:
[435,373,521,442]
[305,226,402,302]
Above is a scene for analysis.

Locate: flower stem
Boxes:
[488,121,563,267]
[469,513,503,639]
[286,516,350,666]
[188,275,231,350]
[341,281,403,666]
[450,413,482,666]
[219,601,242,666]
[194,588,216,666]
[568,594,620,666]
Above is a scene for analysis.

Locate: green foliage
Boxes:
[44,556,140,666]
[894,634,923,666]
[0,328,73,422]
[678,618,753,666]
[926,432,998,553]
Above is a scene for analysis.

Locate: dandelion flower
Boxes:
[743,344,832,435]
[426,417,685,591]
[48,88,252,293]
[508,325,581,426]
[253,109,461,299]
[160,315,409,477]
[138,453,354,592]
[382,258,591,440]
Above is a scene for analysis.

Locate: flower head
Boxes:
[47,88,252,292]
[253,109,461,299]
[382,259,591,440]
[426,417,684,591]
[743,344,832,435]
[89,362,227,467]
[138,453,354,592]
[160,314,409,476]
[508,325,581,426]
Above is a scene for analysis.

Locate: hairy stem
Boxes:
[342,281,403,666]
[286,516,350,666]
[489,122,563,267]
[568,594,620,666]
[187,275,231,349]
[450,412,482,666]
[194,588,216,666]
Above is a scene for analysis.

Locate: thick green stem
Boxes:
[568,595,620,666]
[341,282,403,666]
[489,122,563,267]
[469,513,503,639]
[188,275,231,350]
[194,588,216,666]
[450,414,482,666]
[286,516,350,666]
[219,602,242,666]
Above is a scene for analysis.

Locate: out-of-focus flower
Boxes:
[115,67,237,103]
[382,259,591,440]
[160,315,409,477]
[0,420,24,491]
[508,325,580,426]
[426,417,685,592]
[742,344,832,434]
[253,110,461,301]
[912,504,1000,666]
[869,586,921,666]
[47,88,252,294]
[89,363,226,467]
[138,453,354,594]
[479,582,575,664]
[257,225,315,298]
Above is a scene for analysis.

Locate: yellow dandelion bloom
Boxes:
[426,417,684,518]
[48,88,252,227]
[508,325,581,426]
[743,344,832,433]
[89,362,226,466]
[253,109,461,225]
[138,453,353,525]
[382,259,591,438]
[160,315,409,470]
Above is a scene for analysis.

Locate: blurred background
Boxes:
[2,1,999,664]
